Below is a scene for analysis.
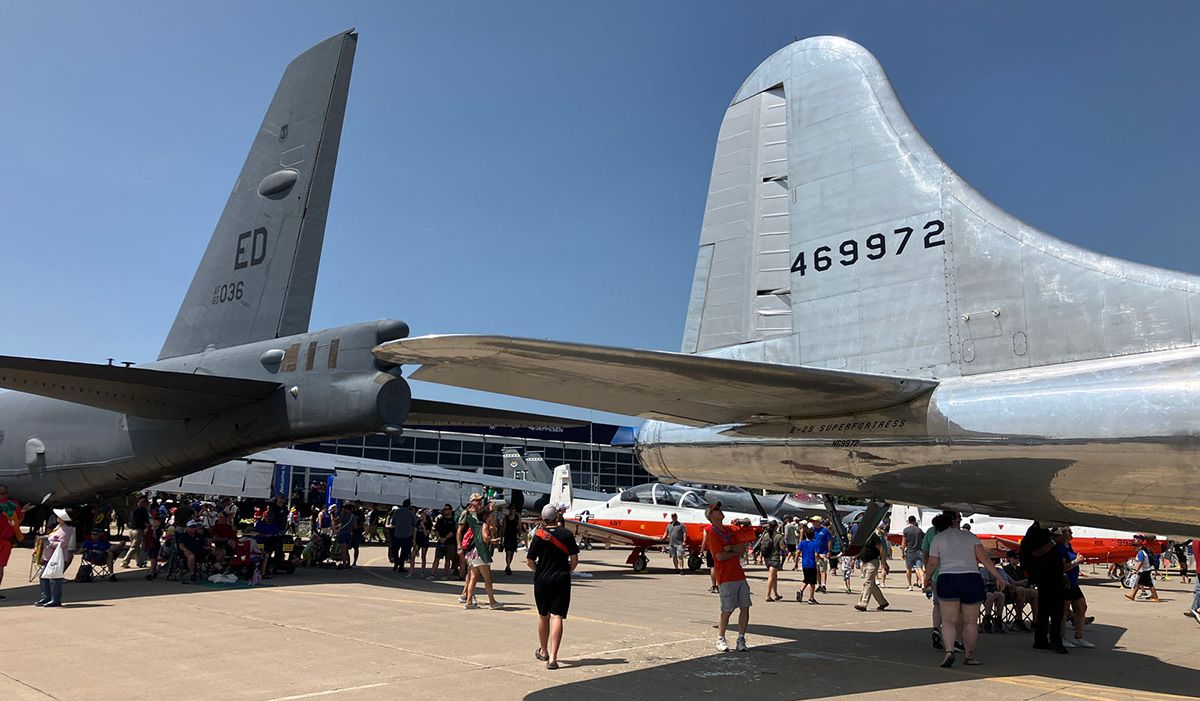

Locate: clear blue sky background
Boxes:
[2,3,1197,421]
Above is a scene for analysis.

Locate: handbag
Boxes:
[42,542,66,579]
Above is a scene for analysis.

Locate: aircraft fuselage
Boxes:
[0,321,411,505]
[638,346,1200,536]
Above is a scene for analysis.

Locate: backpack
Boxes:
[460,526,475,551]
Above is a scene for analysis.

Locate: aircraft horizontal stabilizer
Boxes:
[375,335,936,426]
[0,355,281,419]
[407,398,585,429]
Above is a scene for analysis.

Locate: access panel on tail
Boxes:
[684,36,1200,378]
[159,30,357,359]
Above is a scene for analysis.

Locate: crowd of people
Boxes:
[5,480,1199,672]
[699,505,1200,667]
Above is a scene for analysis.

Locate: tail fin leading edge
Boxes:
[159,30,356,359]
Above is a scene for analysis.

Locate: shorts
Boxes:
[935,572,986,605]
[718,579,752,612]
[1137,571,1153,588]
[466,549,487,569]
[802,567,818,585]
[765,556,783,569]
[1065,583,1084,601]
[784,543,797,554]
[0,539,12,567]
[829,556,840,570]
[816,555,828,572]
[904,550,924,570]
[534,579,572,618]
[416,532,430,549]
[705,551,714,568]
[667,543,685,559]
[350,533,363,548]
[336,533,352,545]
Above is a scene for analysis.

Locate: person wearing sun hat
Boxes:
[36,508,75,607]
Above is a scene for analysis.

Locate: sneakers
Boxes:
[1062,638,1076,648]
[953,641,965,653]
[906,586,913,591]
[735,637,748,652]
[1073,638,1095,649]
[463,601,479,610]
[853,604,867,611]
[932,629,944,650]
[1192,609,1200,624]
[816,585,826,594]
[875,603,889,611]
[457,595,469,604]
[716,637,729,652]
[992,616,1005,634]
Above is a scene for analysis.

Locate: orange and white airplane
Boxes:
[889,505,1167,566]
[547,466,761,572]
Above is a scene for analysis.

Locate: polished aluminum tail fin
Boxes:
[159,30,356,359]
[682,36,1200,379]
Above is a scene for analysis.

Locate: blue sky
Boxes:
[2,3,1197,421]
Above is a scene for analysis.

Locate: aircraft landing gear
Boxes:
[627,547,650,572]
[687,554,703,571]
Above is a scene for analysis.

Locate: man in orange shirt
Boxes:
[705,502,753,652]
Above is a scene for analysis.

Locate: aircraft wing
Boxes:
[374,335,937,426]
[0,355,281,420]
[406,398,584,429]
[560,518,664,548]
[256,448,557,495]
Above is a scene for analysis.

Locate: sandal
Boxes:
[939,652,955,668]
[546,661,559,670]
[535,648,548,662]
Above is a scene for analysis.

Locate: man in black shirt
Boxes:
[527,505,580,670]
[176,521,209,582]
[1021,522,1068,653]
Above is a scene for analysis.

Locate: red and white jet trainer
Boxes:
[891,505,1168,566]
[547,466,761,572]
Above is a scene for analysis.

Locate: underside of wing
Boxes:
[258,448,557,495]
[560,518,660,547]
[375,335,937,427]
[0,355,281,419]
[406,398,585,429]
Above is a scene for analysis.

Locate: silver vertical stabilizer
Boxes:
[683,36,1200,379]
[159,30,356,359]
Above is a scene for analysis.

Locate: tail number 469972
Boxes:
[791,219,944,276]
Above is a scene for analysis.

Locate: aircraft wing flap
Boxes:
[375,335,937,426]
[406,398,585,429]
[0,355,281,420]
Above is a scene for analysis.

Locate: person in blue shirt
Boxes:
[810,516,832,594]
[1055,528,1094,648]
[796,528,821,604]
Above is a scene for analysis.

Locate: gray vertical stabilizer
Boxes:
[501,447,555,484]
[159,30,356,359]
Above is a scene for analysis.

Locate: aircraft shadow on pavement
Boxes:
[524,622,1198,700]
[0,561,529,606]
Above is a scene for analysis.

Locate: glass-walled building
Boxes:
[293,422,653,496]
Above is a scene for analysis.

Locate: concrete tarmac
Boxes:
[1,546,1197,700]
